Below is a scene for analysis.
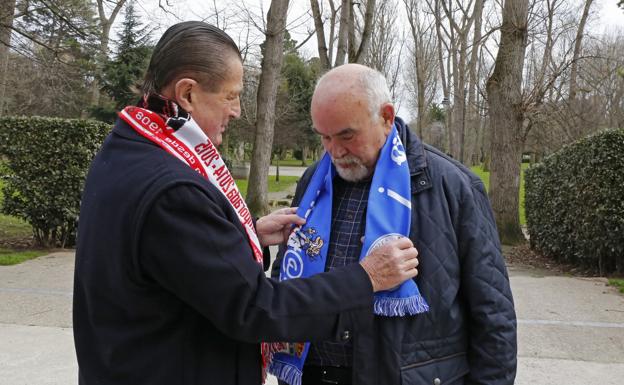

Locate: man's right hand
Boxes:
[359,237,419,292]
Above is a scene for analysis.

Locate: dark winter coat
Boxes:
[272,117,517,385]
[73,118,376,385]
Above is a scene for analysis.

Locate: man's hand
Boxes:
[359,237,419,292]
[255,207,306,247]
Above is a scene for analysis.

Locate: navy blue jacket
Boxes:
[273,117,517,385]
[73,118,375,385]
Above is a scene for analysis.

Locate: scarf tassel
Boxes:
[269,360,302,385]
[373,294,430,317]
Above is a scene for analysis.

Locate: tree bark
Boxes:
[404,0,428,140]
[0,0,16,116]
[486,0,529,245]
[246,0,290,216]
[568,0,593,101]
[467,0,484,165]
[334,0,350,66]
[429,0,451,154]
[310,0,330,70]
[354,0,376,63]
[347,0,356,62]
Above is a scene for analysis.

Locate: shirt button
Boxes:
[433,378,441,385]
[341,330,350,341]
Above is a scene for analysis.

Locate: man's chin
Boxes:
[210,134,222,146]
[335,165,371,182]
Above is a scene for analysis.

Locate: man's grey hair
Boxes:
[315,65,392,119]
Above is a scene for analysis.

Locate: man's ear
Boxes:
[173,78,197,112]
[381,103,395,134]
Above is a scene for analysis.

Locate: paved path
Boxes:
[1,251,623,385]
[268,165,307,177]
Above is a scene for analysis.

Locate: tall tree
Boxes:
[246,0,290,216]
[99,1,151,118]
[310,0,377,69]
[364,0,402,98]
[0,0,16,116]
[274,39,318,167]
[6,0,97,117]
[465,0,484,165]
[350,0,376,64]
[334,0,350,66]
[486,0,529,244]
[90,0,127,107]
[404,0,438,140]
[568,0,593,102]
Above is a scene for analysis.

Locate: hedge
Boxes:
[525,128,624,274]
[0,116,111,247]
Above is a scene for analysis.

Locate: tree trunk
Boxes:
[246,0,289,216]
[354,0,376,63]
[486,0,529,245]
[310,0,330,70]
[569,0,593,101]
[467,0,484,166]
[0,0,16,116]
[347,0,356,62]
[334,0,350,66]
[302,145,309,166]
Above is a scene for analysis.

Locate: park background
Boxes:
[0,0,623,277]
[0,1,623,384]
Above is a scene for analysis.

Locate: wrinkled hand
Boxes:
[256,207,306,247]
[359,237,419,292]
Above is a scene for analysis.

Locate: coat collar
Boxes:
[112,115,157,145]
[394,116,427,176]
[394,116,432,194]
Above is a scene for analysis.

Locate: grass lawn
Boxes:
[470,163,529,226]
[0,178,33,240]
[0,214,32,239]
[608,279,624,294]
[235,175,299,196]
[0,248,47,266]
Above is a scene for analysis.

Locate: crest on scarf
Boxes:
[291,227,324,260]
[283,227,325,279]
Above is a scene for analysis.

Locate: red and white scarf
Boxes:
[119,96,278,381]
[119,103,263,263]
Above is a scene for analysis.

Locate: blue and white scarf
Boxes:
[269,124,428,385]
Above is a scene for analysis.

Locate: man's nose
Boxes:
[327,141,347,159]
[230,100,241,119]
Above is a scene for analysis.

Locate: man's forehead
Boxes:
[312,125,357,136]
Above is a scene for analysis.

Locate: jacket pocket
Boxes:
[400,352,469,385]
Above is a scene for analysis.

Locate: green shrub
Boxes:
[525,128,624,275]
[0,116,111,247]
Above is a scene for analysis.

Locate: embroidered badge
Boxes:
[296,228,324,260]
[282,227,325,279]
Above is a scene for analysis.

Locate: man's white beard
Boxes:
[332,154,372,182]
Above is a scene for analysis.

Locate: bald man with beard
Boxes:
[272,64,517,385]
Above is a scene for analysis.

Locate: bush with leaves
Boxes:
[525,128,624,274]
[0,116,110,247]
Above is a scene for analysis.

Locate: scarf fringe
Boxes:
[373,294,430,316]
[269,360,302,385]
